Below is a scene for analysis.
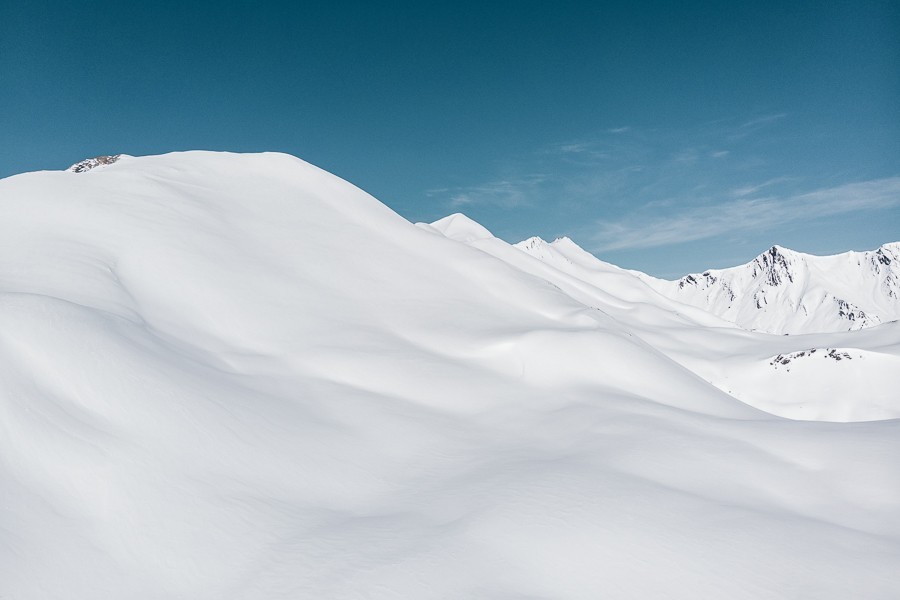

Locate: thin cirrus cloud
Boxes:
[437,132,642,210]
[729,177,794,198]
[429,114,896,258]
[739,113,788,129]
[727,113,788,141]
[592,177,900,251]
[430,174,547,209]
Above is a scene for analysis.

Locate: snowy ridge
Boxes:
[429,211,495,241]
[506,233,900,418]
[514,235,900,335]
[642,243,900,334]
[459,227,900,420]
[2,152,900,599]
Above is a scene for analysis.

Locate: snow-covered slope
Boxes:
[508,234,900,419]
[642,244,900,334]
[449,227,900,421]
[2,153,899,599]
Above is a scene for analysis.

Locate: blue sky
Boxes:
[1,1,897,277]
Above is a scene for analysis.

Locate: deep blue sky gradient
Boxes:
[2,0,898,276]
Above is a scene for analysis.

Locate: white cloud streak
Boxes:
[592,178,900,251]
[739,113,787,129]
[728,113,788,141]
[440,175,547,209]
[728,177,793,198]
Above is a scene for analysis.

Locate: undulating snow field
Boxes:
[1,152,898,599]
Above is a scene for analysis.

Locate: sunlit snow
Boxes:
[1,152,898,599]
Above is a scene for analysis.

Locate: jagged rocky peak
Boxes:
[874,242,900,266]
[751,245,798,286]
[759,244,794,261]
[630,240,900,334]
[676,270,718,289]
[872,245,900,299]
[67,155,121,173]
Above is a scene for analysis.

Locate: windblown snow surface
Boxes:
[1,152,899,599]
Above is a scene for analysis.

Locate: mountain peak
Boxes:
[643,242,900,334]
[516,236,548,252]
[430,213,495,242]
[762,244,800,259]
[877,242,900,261]
[751,245,801,286]
[550,236,582,251]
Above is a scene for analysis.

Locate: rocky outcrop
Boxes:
[67,155,121,173]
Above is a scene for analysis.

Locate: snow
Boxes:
[1,151,899,599]
[635,243,900,334]
[509,236,900,420]
[428,212,496,242]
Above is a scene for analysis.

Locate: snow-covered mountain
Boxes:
[643,243,900,334]
[514,234,900,335]
[2,153,899,600]
[458,224,900,420]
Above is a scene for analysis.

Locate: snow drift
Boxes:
[1,152,898,599]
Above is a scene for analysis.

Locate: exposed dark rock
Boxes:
[68,155,121,173]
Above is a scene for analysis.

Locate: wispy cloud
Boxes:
[728,113,788,141]
[728,176,794,198]
[556,142,594,154]
[542,140,616,163]
[425,112,890,257]
[592,177,900,251]
[670,147,700,164]
[739,113,787,129]
[433,174,547,209]
[427,113,793,213]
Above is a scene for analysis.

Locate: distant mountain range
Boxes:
[643,243,900,334]
[512,232,900,335]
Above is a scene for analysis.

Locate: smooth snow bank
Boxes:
[2,152,899,599]
[477,231,900,421]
